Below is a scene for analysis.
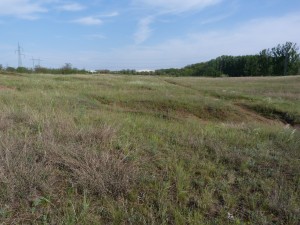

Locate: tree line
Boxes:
[1,42,299,77]
[155,42,300,77]
[0,63,90,75]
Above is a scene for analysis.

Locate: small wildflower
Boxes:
[291,129,296,135]
[227,212,234,220]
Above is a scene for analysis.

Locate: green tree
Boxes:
[244,55,260,76]
[259,49,272,75]
[271,42,300,75]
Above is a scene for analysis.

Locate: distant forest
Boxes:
[1,42,299,77]
[154,42,300,77]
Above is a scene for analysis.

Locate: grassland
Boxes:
[0,73,299,224]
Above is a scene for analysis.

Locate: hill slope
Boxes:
[0,73,299,224]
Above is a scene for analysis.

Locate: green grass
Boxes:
[0,73,299,224]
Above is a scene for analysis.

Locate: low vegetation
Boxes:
[0,73,299,224]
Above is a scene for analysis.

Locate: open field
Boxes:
[0,73,299,224]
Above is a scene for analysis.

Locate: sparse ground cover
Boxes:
[0,73,299,224]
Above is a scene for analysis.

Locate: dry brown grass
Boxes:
[0,110,139,223]
[55,149,136,196]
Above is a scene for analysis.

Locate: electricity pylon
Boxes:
[15,43,25,67]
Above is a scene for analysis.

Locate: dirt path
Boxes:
[0,85,15,90]
[234,104,282,125]
[157,78,300,130]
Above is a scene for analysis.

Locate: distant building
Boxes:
[137,69,155,73]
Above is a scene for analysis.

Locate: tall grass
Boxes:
[0,73,299,224]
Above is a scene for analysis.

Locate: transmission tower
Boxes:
[31,57,43,68]
[15,43,25,67]
[36,58,42,67]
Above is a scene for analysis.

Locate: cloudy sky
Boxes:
[0,0,300,70]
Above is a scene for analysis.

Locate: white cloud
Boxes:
[5,12,299,70]
[72,16,103,25]
[134,0,222,13]
[73,13,300,70]
[0,0,47,19]
[84,34,106,40]
[100,11,119,18]
[200,12,234,25]
[134,17,154,44]
[132,0,223,43]
[71,11,119,26]
[57,3,85,12]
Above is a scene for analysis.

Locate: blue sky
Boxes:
[0,0,300,70]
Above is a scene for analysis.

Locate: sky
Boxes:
[0,0,300,70]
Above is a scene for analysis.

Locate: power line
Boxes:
[31,57,43,68]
